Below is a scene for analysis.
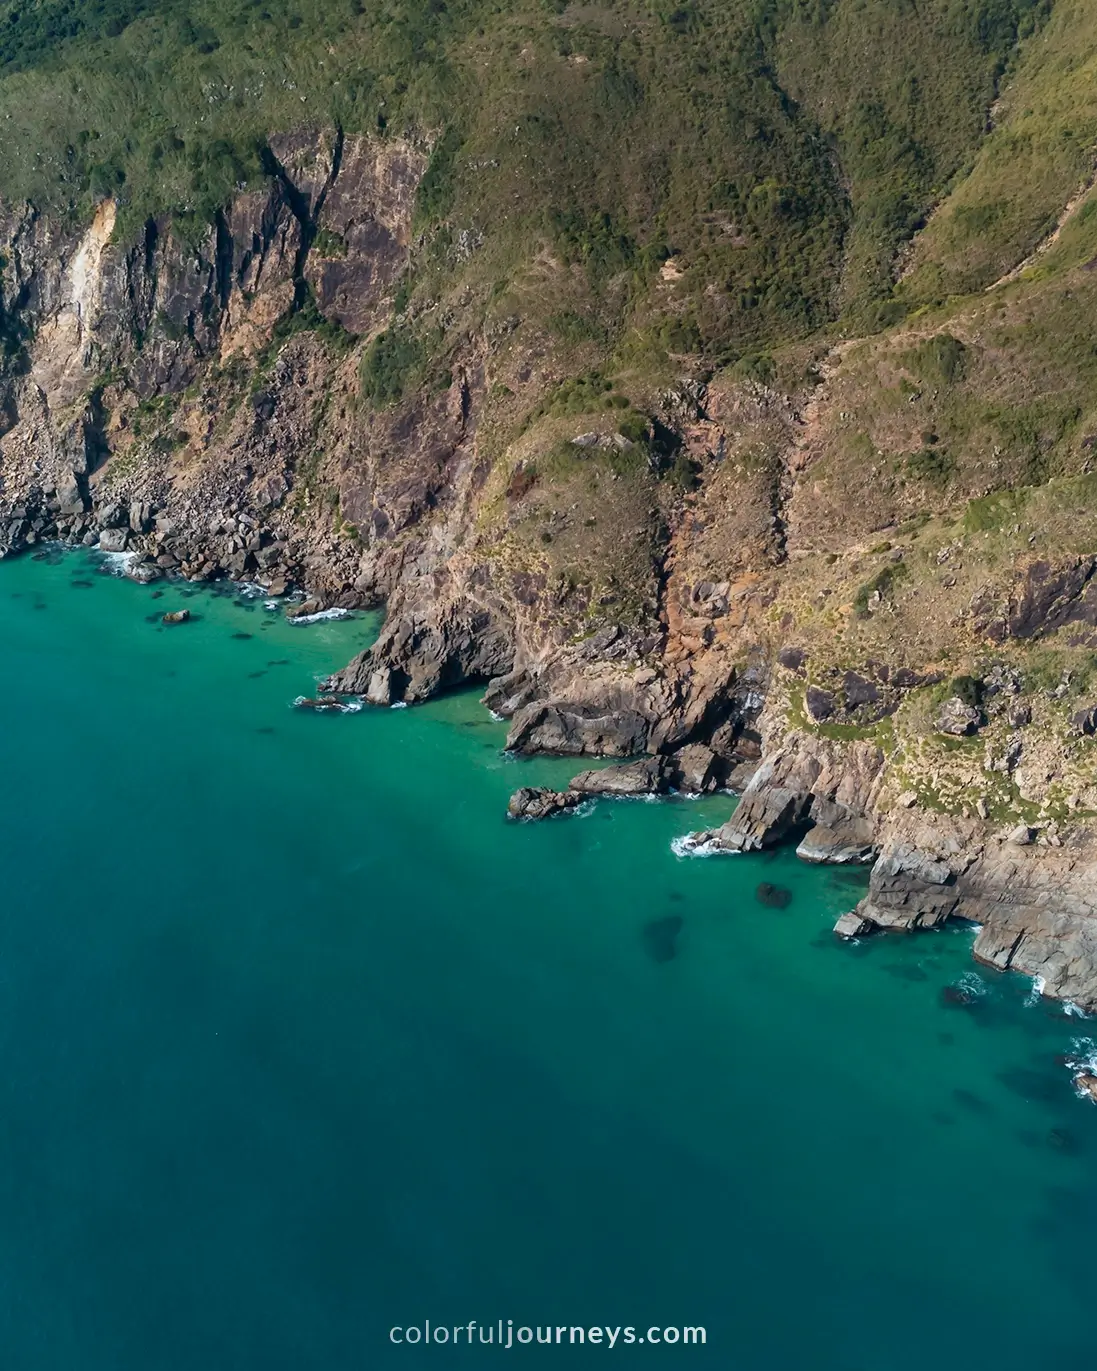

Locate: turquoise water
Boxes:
[0,547,1094,1369]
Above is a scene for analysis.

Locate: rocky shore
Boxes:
[504,708,1097,1016]
[2,126,1097,1026]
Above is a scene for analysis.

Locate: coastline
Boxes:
[0,143,1095,1028]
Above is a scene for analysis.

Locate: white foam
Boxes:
[1066,1037,1097,1097]
[390,701,408,710]
[264,600,279,612]
[96,549,138,575]
[288,608,351,625]
[671,833,730,858]
[1025,974,1048,1007]
[292,694,362,714]
[1064,1001,1089,1019]
[488,710,505,723]
[957,969,989,1000]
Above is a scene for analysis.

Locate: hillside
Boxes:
[1,1,1097,994]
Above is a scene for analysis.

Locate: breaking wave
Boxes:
[670,833,729,858]
[95,549,138,575]
[292,695,363,714]
[288,608,352,625]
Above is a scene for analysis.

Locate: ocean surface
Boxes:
[0,546,1094,1369]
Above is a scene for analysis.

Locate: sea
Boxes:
[0,545,1093,1368]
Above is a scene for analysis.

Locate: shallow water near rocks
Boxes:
[1,548,1095,1368]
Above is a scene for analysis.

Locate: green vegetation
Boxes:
[906,333,968,387]
[359,321,441,406]
[853,562,907,618]
[948,674,983,708]
[907,444,957,486]
[0,0,1056,355]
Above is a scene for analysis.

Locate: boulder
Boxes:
[99,527,129,554]
[125,559,161,584]
[1074,1072,1097,1104]
[569,757,669,796]
[162,609,191,625]
[668,743,725,793]
[507,787,584,821]
[1071,706,1097,736]
[834,911,873,939]
[805,686,835,722]
[57,471,87,516]
[778,646,806,673]
[936,696,981,736]
[843,671,879,709]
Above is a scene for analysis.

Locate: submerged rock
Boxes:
[941,984,979,1008]
[641,914,684,963]
[295,695,345,711]
[755,882,793,910]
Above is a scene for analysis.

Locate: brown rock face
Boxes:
[685,735,885,855]
[306,136,425,335]
[973,557,1097,643]
[844,812,1097,1013]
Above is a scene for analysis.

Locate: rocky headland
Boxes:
[3,79,1097,1023]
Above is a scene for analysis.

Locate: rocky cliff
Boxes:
[3,61,1097,1016]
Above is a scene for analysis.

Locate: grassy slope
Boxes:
[0,0,1046,354]
[0,1,1095,815]
[900,0,1097,300]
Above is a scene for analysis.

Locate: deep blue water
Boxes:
[0,547,1095,1368]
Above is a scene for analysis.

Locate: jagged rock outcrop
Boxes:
[569,757,672,796]
[328,582,515,704]
[794,797,876,864]
[507,787,584,821]
[0,129,428,603]
[488,649,750,759]
[835,811,1097,1012]
[972,557,1097,644]
[685,734,886,856]
[504,743,737,820]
